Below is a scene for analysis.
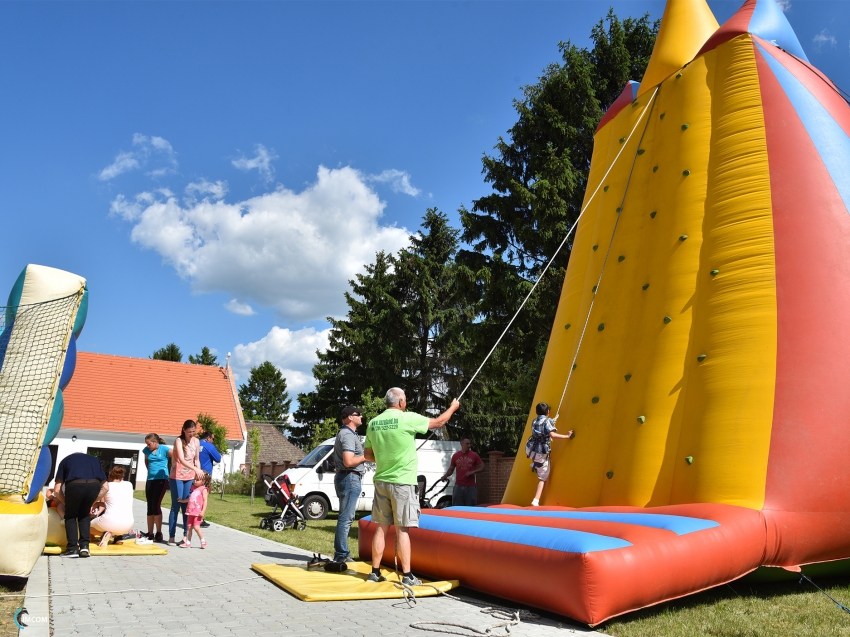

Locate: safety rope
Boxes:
[799,574,850,615]
[553,86,660,418]
[457,87,660,403]
[410,590,540,636]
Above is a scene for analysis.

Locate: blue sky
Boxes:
[0,1,847,398]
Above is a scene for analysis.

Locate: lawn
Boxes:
[134,490,360,559]
[0,580,26,637]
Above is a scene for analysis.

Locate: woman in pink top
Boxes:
[168,419,204,544]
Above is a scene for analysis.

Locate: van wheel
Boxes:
[301,495,329,520]
[435,496,452,509]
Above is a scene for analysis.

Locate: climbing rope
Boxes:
[457,87,660,403]
[410,590,540,636]
[553,86,660,418]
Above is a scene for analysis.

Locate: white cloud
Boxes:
[813,29,836,52]
[186,179,228,201]
[98,134,178,181]
[368,169,421,197]
[232,144,277,183]
[111,165,410,321]
[231,326,331,395]
[225,299,256,316]
[776,0,790,11]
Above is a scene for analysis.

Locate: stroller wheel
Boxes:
[272,519,286,532]
[259,518,268,530]
[297,521,307,531]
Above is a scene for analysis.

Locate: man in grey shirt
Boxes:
[333,405,367,562]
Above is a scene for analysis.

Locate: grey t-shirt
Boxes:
[333,426,365,476]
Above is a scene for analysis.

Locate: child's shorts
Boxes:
[529,452,550,481]
[187,515,203,527]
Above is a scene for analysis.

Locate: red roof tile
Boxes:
[62,352,246,440]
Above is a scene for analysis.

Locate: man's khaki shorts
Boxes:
[529,452,551,481]
[372,481,420,528]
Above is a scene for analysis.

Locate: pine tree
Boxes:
[151,343,182,362]
[238,361,292,425]
[189,346,218,366]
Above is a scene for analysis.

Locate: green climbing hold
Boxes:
[637,416,646,424]
[686,456,694,465]
[619,137,626,144]
[618,255,625,262]
[632,101,640,108]
[710,269,719,276]
[603,185,609,192]
[676,72,683,78]
[598,323,605,331]
[616,207,622,213]
[592,245,598,251]
[660,113,666,120]
[663,316,672,324]
[650,211,657,218]
[624,374,632,382]
[606,471,614,479]
[683,169,691,177]
[592,285,598,293]
[681,123,690,130]
[653,166,658,173]
[637,149,645,155]
[642,283,649,290]
[572,363,577,370]
[591,396,599,404]
[697,354,707,362]
[565,324,571,330]
[680,235,688,241]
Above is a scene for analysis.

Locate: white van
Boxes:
[281,437,461,520]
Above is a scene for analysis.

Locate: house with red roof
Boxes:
[53,352,247,488]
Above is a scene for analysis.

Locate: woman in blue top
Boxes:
[142,433,171,543]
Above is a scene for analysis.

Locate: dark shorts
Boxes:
[145,479,169,516]
[452,485,478,507]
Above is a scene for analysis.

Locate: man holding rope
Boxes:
[364,387,459,586]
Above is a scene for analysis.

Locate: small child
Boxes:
[46,486,66,520]
[525,402,574,507]
[180,472,210,548]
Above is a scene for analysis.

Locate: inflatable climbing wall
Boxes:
[361,0,850,624]
[0,265,87,577]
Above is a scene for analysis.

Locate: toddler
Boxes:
[179,472,210,548]
[525,402,574,506]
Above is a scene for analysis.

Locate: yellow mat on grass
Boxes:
[44,539,167,556]
[252,561,459,601]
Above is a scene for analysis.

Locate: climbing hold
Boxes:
[572,363,577,370]
[631,101,640,108]
[606,471,614,479]
[663,316,672,324]
[592,285,598,293]
[650,211,657,218]
[592,396,599,404]
[679,235,688,241]
[642,283,649,290]
[564,324,571,330]
[686,456,694,465]
[598,323,605,331]
[637,416,646,424]
[683,169,691,177]
[681,124,689,130]
[710,269,719,276]
[618,255,625,262]
[592,245,598,251]
[697,354,707,362]
[603,185,609,192]
[619,137,626,144]
[653,166,658,173]
[637,149,645,155]
[616,207,622,213]
[624,374,632,382]
[676,73,683,79]
[660,113,665,120]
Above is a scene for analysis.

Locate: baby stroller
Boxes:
[259,473,307,532]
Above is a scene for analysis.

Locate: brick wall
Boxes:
[476,451,516,504]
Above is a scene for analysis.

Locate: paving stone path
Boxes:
[42,499,597,636]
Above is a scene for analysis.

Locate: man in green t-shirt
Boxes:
[364,387,459,587]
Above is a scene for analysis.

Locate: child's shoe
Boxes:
[531,499,540,507]
[200,539,207,549]
[178,540,191,548]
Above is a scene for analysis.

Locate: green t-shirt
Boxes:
[364,408,430,485]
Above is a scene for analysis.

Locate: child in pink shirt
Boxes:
[179,472,210,548]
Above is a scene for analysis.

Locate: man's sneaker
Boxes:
[59,549,79,558]
[78,548,90,558]
[401,574,422,587]
[366,572,386,583]
[200,521,210,528]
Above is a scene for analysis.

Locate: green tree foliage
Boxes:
[197,412,228,454]
[189,346,218,366]
[238,361,292,424]
[151,342,182,362]
[247,426,261,504]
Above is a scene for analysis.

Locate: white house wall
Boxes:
[52,429,247,490]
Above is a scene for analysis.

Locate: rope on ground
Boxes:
[0,575,266,599]
[410,589,540,636]
[799,574,850,615]
[456,87,661,403]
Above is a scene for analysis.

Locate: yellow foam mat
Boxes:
[252,561,458,601]
[44,539,167,556]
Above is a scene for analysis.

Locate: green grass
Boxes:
[598,578,850,637]
[0,579,26,637]
[135,490,361,559]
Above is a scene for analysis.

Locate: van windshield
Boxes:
[298,445,333,468]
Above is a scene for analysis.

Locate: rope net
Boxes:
[0,293,80,496]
